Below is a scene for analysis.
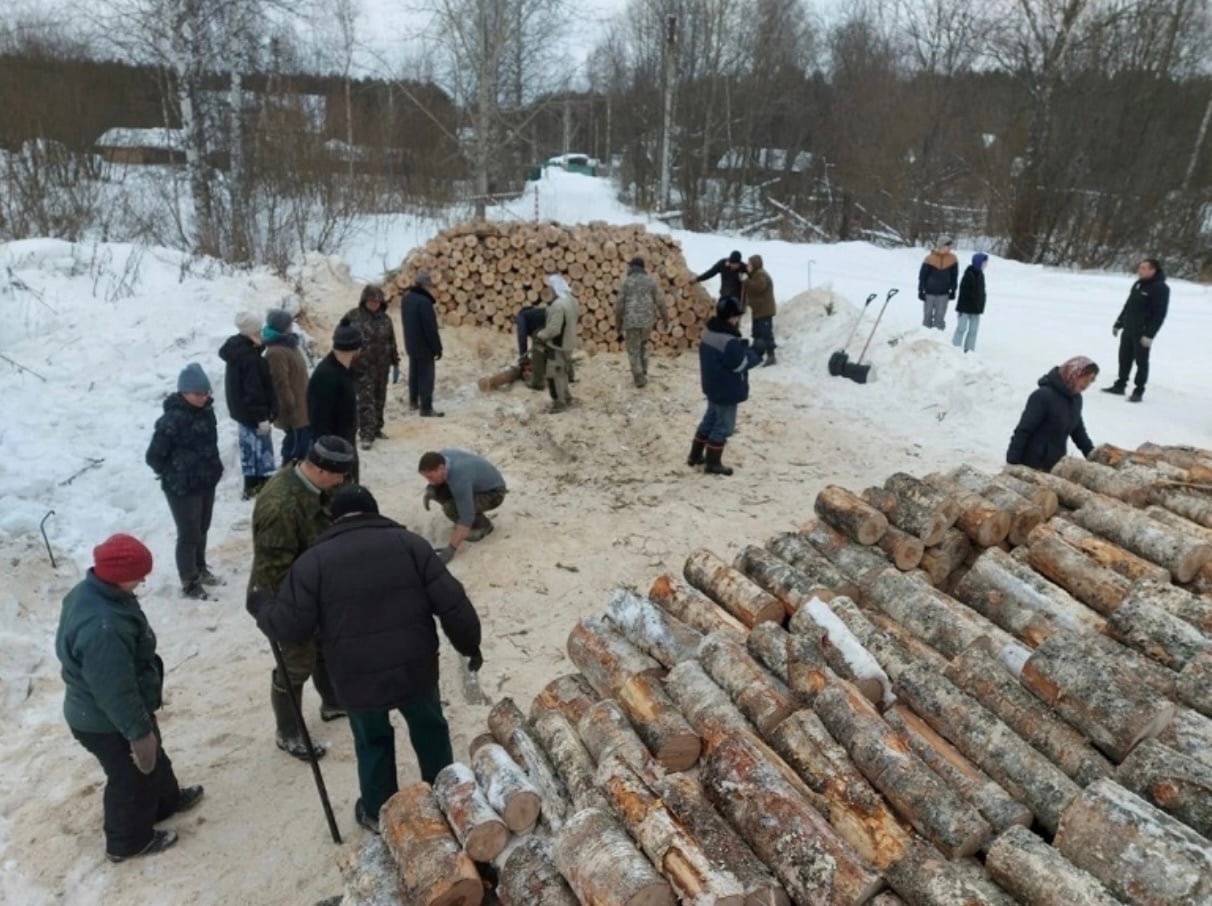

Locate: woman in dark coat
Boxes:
[1006,356,1098,472]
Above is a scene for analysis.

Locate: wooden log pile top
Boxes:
[384,220,715,354]
[338,441,1212,906]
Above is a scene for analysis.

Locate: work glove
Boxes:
[256,421,272,436]
[436,545,455,564]
[917,291,925,301]
[392,364,400,384]
[468,650,484,672]
[130,731,159,775]
[435,352,443,361]
[1112,325,1121,337]
[1140,336,1153,348]
[423,486,435,511]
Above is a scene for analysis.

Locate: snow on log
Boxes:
[701,732,886,906]
[813,678,993,857]
[768,709,915,869]
[1177,651,1212,718]
[1159,707,1212,767]
[431,762,509,862]
[735,544,835,615]
[815,484,890,545]
[337,835,406,906]
[883,703,1032,834]
[604,588,703,668]
[1046,516,1172,582]
[648,572,748,641]
[885,844,1019,906]
[765,532,862,599]
[934,468,1043,546]
[530,710,611,814]
[1115,737,1212,837]
[747,620,793,683]
[917,528,972,587]
[470,742,542,834]
[945,639,1113,785]
[984,825,1120,906]
[576,699,657,776]
[698,630,797,736]
[498,837,579,906]
[797,520,893,583]
[665,659,755,752]
[616,673,702,771]
[596,754,748,905]
[1053,778,1212,906]
[1051,457,1151,506]
[1069,498,1212,583]
[683,549,786,627]
[552,807,676,906]
[1123,578,1212,637]
[1003,464,1096,509]
[796,597,893,706]
[894,662,1081,833]
[650,772,791,906]
[809,597,919,680]
[379,783,484,906]
[1106,594,1212,671]
[1019,632,1177,763]
[529,673,599,725]
[566,616,663,699]
[485,698,571,830]
[863,481,948,547]
[1024,530,1132,616]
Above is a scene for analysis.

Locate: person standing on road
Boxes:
[952,253,987,353]
[1103,257,1169,403]
[145,363,224,600]
[745,254,777,366]
[400,273,444,417]
[263,307,311,466]
[346,284,399,450]
[918,237,958,331]
[220,311,277,499]
[417,449,508,564]
[56,534,204,863]
[252,484,482,834]
[615,256,669,388]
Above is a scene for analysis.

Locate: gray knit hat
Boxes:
[177,362,211,394]
[266,308,294,333]
[307,436,356,474]
[332,318,364,351]
[235,310,261,338]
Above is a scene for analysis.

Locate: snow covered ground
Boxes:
[2,167,1210,904]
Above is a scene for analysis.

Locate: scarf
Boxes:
[1059,355,1097,392]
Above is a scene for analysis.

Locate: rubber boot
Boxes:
[704,444,733,476]
[687,436,707,467]
[312,659,346,722]
[1101,382,1126,395]
[272,681,328,760]
[762,351,777,367]
[242,476,259,500]
[1128,387,1144,403]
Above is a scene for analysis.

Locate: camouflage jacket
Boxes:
[615,269,667,332]
[344,305,399,374]
[248,466,332,593]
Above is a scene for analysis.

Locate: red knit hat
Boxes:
[93,534,154,585]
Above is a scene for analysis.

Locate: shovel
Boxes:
[842,288,899,384]
[829,293,878,376]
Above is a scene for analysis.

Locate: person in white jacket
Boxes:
[535,274,580,413]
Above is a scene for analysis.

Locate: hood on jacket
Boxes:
[405,284,435,302]
[219,333,260,363]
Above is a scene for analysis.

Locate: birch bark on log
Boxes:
[811,596,919,680]
[882,703,1032,833]
[487,697,528,761]
[919,474,1012,548]
[815,484,890,545]
[1053,778,1212,906]
[884,472,960,527]
[665,659,755,751]
[863,483,948,548]
[765,532,862,599]
[1124,578,1212,636]
[485,699,570,830]
[1019,633,1177,762]
[893,662,1081,833]
[1106,595,1212,671]
[933,469,1042,545]
[875,523,926,571]
[794,598,893,706]
[596,755,748,905]
[1137,441,1212,475]
[648,572,747,641]
[885,844,1019,906]
[337,835,405,906]
[768,709,915,870]
[1158,706,1212,767]
[984,825,1120,906]
[701,733,886,906]
[870,895,907,906]
[798,520,893,582]
[566,616,663,699]
[698,631,797,736]
[379,784,484,906]
[1003,464,1096,509]
[1176,651,1212,717]
[498,837,579,906]
[683,549,785,627]
[530,711,611,814]
[616,673,701,771]
[431,762,509,862]
[1149,486,1212,528]
[1143,503,1212,542]
[604,588,703,669]
[1051,457,1151,505]
[785,631,836,705]
[747,620,792,683]
[1115,738,1212,837]
[552,807,676,906]
[529,673,599,725]
[650,772,792,906]
[1025,531,1132,616]
[735,544,835,615]
[576,698,657,776]
[470,743,542,833]
[1046,516,1172,582]
[993,472,1059,518]
[918,528,972,587]
[865,611,954,676]
[945,638,1114,785]
[1070,499,1212,583]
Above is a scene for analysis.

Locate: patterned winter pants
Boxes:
[357,367,389,441]
[624,328,650,383]
[238,423,276,477]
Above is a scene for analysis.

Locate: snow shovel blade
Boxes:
[843,360,872,383]
[460,658,492,706]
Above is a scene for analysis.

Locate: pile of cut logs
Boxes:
[338,441,1212,906]
[384,221,715,354]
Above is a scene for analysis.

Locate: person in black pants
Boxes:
[1103,257,1169,403]
[145,364,225,600]
[400,272,445,417]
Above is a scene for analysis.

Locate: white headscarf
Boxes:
[545,274,571,298]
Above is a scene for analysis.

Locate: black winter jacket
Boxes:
[699,316,761,405]
[307,352,358,443]
[955,266,986,315]
[1114,270,1170,339]
[695,259,749,300]
[1006,367,1094,472]
[255,514,481,710]
[219,334,275,427]
[401,286,443,359]
[145,394,224,497]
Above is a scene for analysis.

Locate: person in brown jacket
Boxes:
[917,237,959,330]
[263,308,311,465]
[745,254,777,366]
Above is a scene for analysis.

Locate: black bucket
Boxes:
[828,350,848,376]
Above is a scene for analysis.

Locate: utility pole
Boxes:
[563,96,572,158]
[659,14,676,211]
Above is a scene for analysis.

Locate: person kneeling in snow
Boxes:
[1006,356,1098,472]
[688,296,765,476]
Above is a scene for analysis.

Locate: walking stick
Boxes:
[269,638,342,844]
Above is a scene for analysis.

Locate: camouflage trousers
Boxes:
[526,345,575,390]
[624,327,650,384]
[356,365,390,442]
[435,486,508,525]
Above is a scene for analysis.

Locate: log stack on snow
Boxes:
[336,441,1212,906]
[384,221,714,354]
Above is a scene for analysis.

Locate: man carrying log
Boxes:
[534,274,579,412]
[418,449,508,563]
[694,249,748,302]
[251,484,482,835]
[615,256,669,388]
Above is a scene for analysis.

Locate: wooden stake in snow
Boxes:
[984,825,1120,906]
[683,548,785,627]
[1070,498,1212,583]
[431,762,509,862]
[647,572,748,641]
[814,484,890,545]
[470,742,542,834]
[552,807,676,906]
[498,837,579,906]
[1054,778,1212,906]
[1115,737,1212,838]
[379,783,484,906]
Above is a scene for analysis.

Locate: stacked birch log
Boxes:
[384,220,714,355]
[338,441,1212,906]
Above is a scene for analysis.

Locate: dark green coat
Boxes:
[145,393,224,497]
[345,304,399,374]
[55,572,162,740]
[248,465,332,593]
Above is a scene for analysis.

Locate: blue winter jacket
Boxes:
[699,317,762,405]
